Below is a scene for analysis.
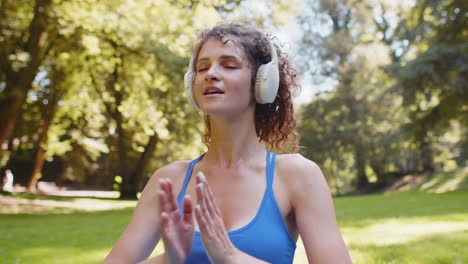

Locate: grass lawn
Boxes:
[1,188,467,263]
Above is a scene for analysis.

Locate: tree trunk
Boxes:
[28,139,47,191]
[115,111,133,198]
[0,0,52,162]
[100,60,135,199]
[355,147,369,191]
[120,133,159,199]
[420,138,435,172]
[27,69,62,191]
[28,115,54,191]
[370,158,387,185]
[0,87,27,163]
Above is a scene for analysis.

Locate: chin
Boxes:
[199,101,226,113]
[199,105,228,117]
[201,104,253,120]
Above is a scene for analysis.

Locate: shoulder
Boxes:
[152,160,191,180]
[276,153,320,173]
[275,153,329,201]
[275,153,323,183]
[142,160,192,193]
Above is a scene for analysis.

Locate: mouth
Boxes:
[203,86,224,95]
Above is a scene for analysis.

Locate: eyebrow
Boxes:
[197,55,241,63]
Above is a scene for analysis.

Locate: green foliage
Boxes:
[1,0,300,195]
[297,0,466,192]
[390,0,467,143]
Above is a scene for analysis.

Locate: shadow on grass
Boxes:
[349,229,468,264]
[1,192,137,215]
[409,169,468,193]
[335,191,468,227]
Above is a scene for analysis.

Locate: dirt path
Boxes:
[0,183,136,214]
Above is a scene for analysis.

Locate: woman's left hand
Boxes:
[195,172,237,264]
[158,178,195,264]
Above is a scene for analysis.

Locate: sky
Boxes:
[274,13,335,106]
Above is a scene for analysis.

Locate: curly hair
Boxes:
[191,22,301,153]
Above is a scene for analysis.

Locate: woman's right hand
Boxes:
[159,178,195,264]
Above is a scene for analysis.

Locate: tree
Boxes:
[2,0,302,198]
[297,0,466,193]
[0,0,56,163]
[390,0,468,170]
[297,0,378,191]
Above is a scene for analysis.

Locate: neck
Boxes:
[204,109,265,168]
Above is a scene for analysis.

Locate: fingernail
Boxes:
[197,171,206,181]
[185,194,191,199]
[198,183,204,192]
[196,204,201,212]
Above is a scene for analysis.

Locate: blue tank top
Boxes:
[176,150,296,264]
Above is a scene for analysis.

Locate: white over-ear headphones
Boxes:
[184,36,279,109]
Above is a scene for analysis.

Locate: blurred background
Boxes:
[0,0,466,263]
[1,0,466,197]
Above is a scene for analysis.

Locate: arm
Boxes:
[103,171,163,264]
[105,161,194,264]
[289,156,352,263]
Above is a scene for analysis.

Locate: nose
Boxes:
[205,65,220,81]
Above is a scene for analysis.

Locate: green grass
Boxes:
[1,210,136,264]
[1,189,467,263]
[336,191,467,264]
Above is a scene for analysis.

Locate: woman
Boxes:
[104,22,352,264]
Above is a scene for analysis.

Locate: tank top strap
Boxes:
[266,150,277,191]
[177,154,204,210]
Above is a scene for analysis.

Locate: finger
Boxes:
[159,179,171,213]
[197,179,229,243]
[183,194,194,227]
[160,178,169,193]
[196,171,205,186]
[196,172,223,234]
[197,182,209,216]
[158,189,167,213]
[165,179,178,212]
[199,177,220,218]
[195,204,210,236]
[198,182,219,238]
[160,211,170,234]
[196,182,211,220]
[196,172,214,214]
[161,213,183,258]
[196,180,204,205]
[173,208,182,223]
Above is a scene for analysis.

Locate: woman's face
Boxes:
[193,36,254,118]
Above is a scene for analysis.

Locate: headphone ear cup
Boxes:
[255,61,279,104]
[254,64,266,103]
[184,71,199,109]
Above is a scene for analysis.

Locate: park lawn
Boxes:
[0,191,467,264]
